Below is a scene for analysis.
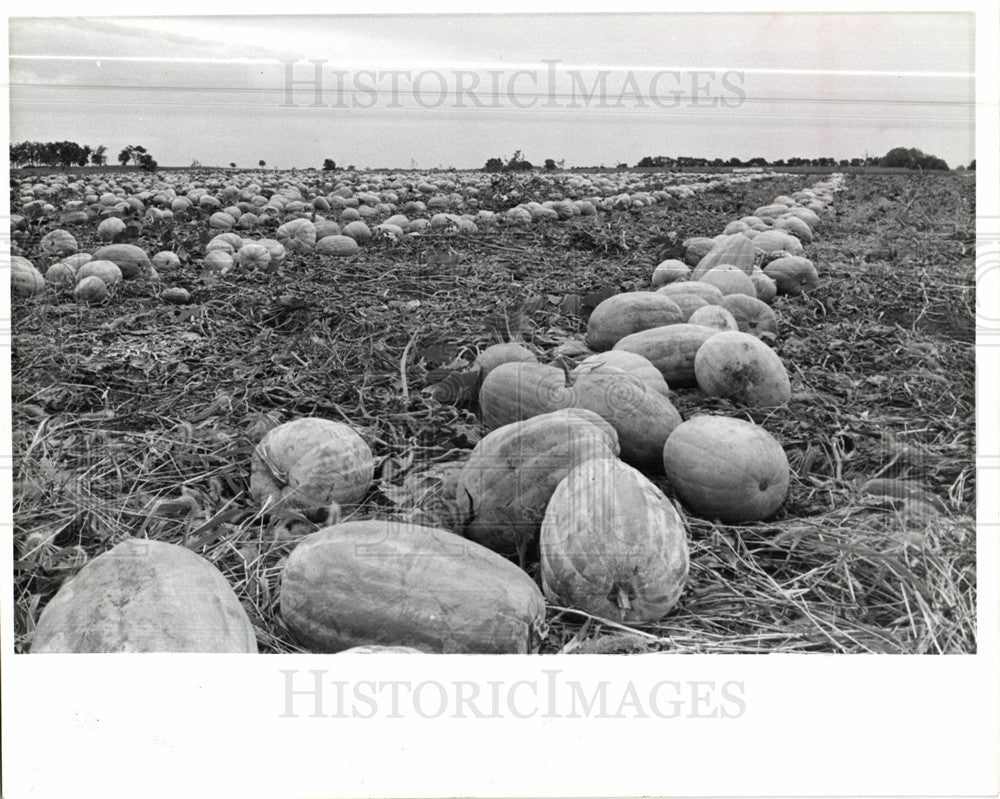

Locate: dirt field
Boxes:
[11,169,976,654]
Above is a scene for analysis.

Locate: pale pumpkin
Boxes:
[694,331,791,408]
[279,521,547,653]
[763,256,820,294]
[662,415,790,522]
[698,265,756,297]
[688,304,739,331]
[455,408,620,558]
[572,350,671,397]
[12,256,45,296]
[475,343,538,378]
[719,294,779,338]
[73,275,108,303]
[31,539,257,653]
[692,233,757,279]
[92,244,152,279]
[586,291,685,351]
[651,259,690,287]
[250,417,374,523]
[657,281,724,305]
[613,323,720,387]
[540,458,689,622]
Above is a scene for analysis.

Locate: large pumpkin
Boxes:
[691,233,757,279]
[585,291,685,351]
[12,256,45,296]
[763,256,820,294]
[31,539,258,653]
[694,331,791,408]
[92,243,152,279]
[455,408,620,559]
[479,361,569,429]
[540,458,689,622]
[613,323,720,387]
[279,521,547,653]
[475,342,538,379]
[698,265,756,297]
[567,369,683,472]
[657,281,724,305]
[651,259,690,287]
[250,417,374,522]
[720,294,779,338]
[572,350,671,397]
[662,415,790,522]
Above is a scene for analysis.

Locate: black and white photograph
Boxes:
[2,4,997,798]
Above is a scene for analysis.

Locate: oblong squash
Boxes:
[688,304,739,331]
[662,415,790,522]
[572,350,671,397]
[566,369,683,472]
[474,342,538,378]
[585,291,685,351]
[31,539,258,653]
[651,259,690,287]
[92,243,152,279]
[479,361,571,429]
[455,408,620,559]
[691,233,757,279]
[614,324,720,387]
[540,458,689,622]
[279,521,547,653]
[657,281,724,305]
[694,331,791,408]
[699,265,756,297]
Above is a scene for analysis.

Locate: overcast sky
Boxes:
[8,13,975,169]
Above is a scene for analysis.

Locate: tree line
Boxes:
[11,140,158,171]
[635,147,958,171]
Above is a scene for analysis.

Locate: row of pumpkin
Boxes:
[26,174,843,654]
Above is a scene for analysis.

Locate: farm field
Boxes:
[10,168,976,654]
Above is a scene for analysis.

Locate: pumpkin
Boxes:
[698,265,756,297]
[73,276,108,303]
[250,417,374,523]
[763,256,820,294]
[750,271,778,303]
[662,415,789,522]
[96,217,126,240]
[566,369,683,472]
[682,236,716,266]
[92,244,152,279]
[719,294,779,338]
[76,259,122,286]
[657,281,724,305]
[45,261,77,288]
[613,323,720,387]
[30,539,257,653]
[276,218,317,248]
[236,243,272,269]
[688,304,739,331]
[572,350,670,397]
[752,229,803,255]
[160,287,191,304]
[152,250,181,270]
[662,293,710,320]
[723,220,750,235]
[257,238,286,263]
[342,220,372,243]
[651,259,690,287]
[456,408,620,558]
[785,207,821,231]
[315,234,359,255]
[474,343,538,378]
[775,215,814,243]
[694,332,791,408]
[540,458,689,622]
[209,211,236,229]
[203,250,235,274]
[479,362,569,429]
[40,228,78,256]
[691,233,757,279]
[586,292,685,351]
[279,521,547,653]
[12,256,45,296]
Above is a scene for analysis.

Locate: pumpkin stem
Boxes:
[615,584,632,611]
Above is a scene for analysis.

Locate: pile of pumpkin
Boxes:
[27,175,843,654]
[11,168,783,305]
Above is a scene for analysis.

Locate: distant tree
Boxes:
[773,159,786,166]
[615,162,628,169]
[191,159,202,168]
[137,153,158,172]
[258,159,266,168]
[322,158,337,171]
[969,159,976,170]
[483,156,504,171]
[118,147,133,166]
[507,150,533,171]
[229,162,237,169]
[880,147,948,171]
[90,145,107,166]
[726,157,743,167]
[544,158,557,170]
